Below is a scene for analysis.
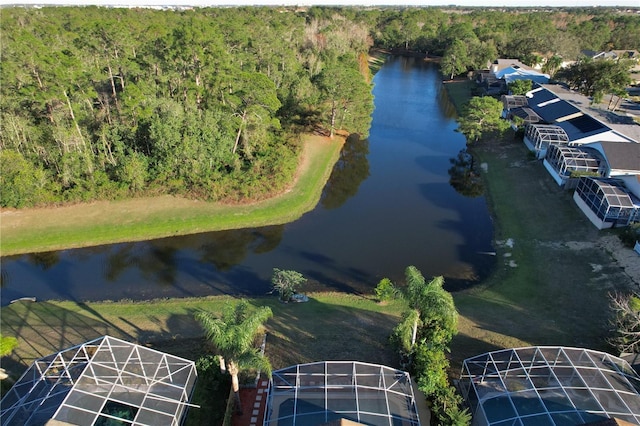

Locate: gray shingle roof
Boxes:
[599,141,640,172]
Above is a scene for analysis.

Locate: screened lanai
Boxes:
[264,361,421,426]
[544,145,602,185]
[502,95,529,110]
[0,335,198,426]
[524,124,569,159]
[574,177,640,229]
[509,107,541,125]
[459,347,640,426]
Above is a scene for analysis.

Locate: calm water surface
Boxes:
[1,57,495,305]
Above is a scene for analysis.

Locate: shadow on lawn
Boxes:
[0,300,204,380]
[262,297,401,370]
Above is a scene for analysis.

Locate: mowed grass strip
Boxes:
[450,138,631,370]
[0,134,343,256]
[0,293,406,376]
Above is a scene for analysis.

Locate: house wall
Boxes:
[543,159,566,186]
[619,175,640,199]
[573,192,612,229]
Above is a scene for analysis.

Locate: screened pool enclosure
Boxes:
[524,124,569,159]
[544,145,602,185]
[574,177,639,228]
[459,347,640,426]
[0,335,197,426]
[264,361,421,426]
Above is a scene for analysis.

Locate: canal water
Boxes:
[0,56,495,305]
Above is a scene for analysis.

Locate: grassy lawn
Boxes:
[1,293,405,379]
[450,137,632,370]
[442,78,476,111]
[1,293,406,424]
[0,134,343,256]
[2,78,637,425]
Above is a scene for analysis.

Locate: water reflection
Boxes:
[197,226,285,270]
[448,149,484,198]
[321,134,370,210]
[438,83,460,119]
[27,251,61,270]
[105,244,178,284]
[0,58,495,305]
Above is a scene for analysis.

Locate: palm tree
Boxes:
[395,266,458,352]
[195,300,273,414]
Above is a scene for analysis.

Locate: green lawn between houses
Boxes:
[1,78,636,425]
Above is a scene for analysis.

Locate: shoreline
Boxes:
[0,134,344,256]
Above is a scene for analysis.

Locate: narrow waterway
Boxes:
[0,56,495,305]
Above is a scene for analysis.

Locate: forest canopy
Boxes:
[0,6,374,207]
[1,6,638,208]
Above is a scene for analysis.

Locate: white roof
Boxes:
[495,66,550,84]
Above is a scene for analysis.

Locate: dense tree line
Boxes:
[2,6,637,208]
[0,6,374,207]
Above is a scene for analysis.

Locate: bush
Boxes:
[271,268,307,302]
[374,278,397,302]
[619,223,640,248]
[0,335,18,357]
[185,355,231,426]
[0,150,48,207]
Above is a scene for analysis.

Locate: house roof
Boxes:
[596,141,640,172]
[492,59,535,72]
[539,83,640,144]
[611,50,640,60]
[495,66,549,84]
[0,336,198,426]
[557,115,612,142]
[526,86,583,123]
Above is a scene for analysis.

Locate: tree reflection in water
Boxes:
[448,149,484,198]
[321,133,370,210]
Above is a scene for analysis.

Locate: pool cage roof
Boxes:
[525,124,570,146]
[0,335,198,426]
[459,347,640,426]
[264,361,421,426]
[546,145,601,174]
[588,178,635,208]
[502,95,529,110]
[510,107,542,124]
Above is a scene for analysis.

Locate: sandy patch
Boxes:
[597,235,640,288]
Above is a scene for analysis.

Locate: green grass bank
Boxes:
[0,134,343,256]
[443,79,635,369]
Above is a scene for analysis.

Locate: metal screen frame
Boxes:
[459,347,640,426]
[264,361,421,426]
[1,335,198,426]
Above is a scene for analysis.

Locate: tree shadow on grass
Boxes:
[1,301,126,378]
[260,297,402,370]
[0,300,206,380]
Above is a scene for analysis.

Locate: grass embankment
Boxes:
[444,79,634,370]
[1,293,405,377]
[0,134,343,256]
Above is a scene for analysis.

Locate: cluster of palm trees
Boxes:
[194,265,464,423]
